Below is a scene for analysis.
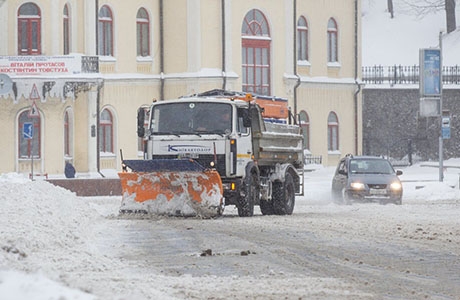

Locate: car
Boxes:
[331,154,403,205]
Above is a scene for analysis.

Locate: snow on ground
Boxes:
[1,159,460,299]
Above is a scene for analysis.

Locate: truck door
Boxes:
[235,108,253,174]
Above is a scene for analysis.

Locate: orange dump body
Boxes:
[254,98,288,119]
[235,93,289,119]
[118,159,223,218]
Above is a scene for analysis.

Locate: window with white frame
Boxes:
[328,112,339,151]
[64,109,73,157]
[297,16,309,62]
[98,5,113,56]
[241,9,271,96]
[327,18,338,63]
[136,8,150,57]
[99,109,114,153]
[299,110,310,150]
[18,2,41,55]
[63,4,70,55]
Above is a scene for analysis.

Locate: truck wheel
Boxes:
[238,170,259,217]
[260,199,274,215]
[273,172,295,215]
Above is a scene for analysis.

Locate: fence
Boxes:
[304,155,322,165]
[362,65,460,85]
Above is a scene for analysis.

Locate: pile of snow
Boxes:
[0,174,100,299]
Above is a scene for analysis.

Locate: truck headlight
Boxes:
[350,182,365,190]
[390,182,402,191]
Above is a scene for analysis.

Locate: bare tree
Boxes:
[401,0,456,33]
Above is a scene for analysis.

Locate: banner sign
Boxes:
[419,48,441,97]
[0,55,98,76]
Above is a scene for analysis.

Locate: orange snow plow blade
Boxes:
[118,159,223,218]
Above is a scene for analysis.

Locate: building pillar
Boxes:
[87,89,98,173]
[0,0,8,55]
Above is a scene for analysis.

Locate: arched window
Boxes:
[327,18,338,63]
[328,112,339,151]
[297,16,308,62]
[241,9,271,95]
[18,2,41,55]
[299,110,310,150]
[99,109,114,153]
[98,5,113,56]
[63,4,70,54]
[18,110,41,158]
[136,8,150,57]
[64,109,73,157]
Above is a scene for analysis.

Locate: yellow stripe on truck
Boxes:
[237,154,251,158]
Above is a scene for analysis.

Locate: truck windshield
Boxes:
[150,102,232,135]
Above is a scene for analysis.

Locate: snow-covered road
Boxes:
[1,162,460,299]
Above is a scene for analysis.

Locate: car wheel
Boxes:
[341,188,352,205]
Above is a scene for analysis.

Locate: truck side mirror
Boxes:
[137,108,145,137]
[239,108,252,127]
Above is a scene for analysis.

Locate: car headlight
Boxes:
[350,182,365,190]
[390,182,402,191]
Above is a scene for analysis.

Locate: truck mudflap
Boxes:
[118,159,223,218]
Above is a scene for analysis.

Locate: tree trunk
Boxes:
[387,0,394,18]
[445,0,456,33]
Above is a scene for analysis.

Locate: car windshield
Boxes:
[150,102,232,135]
[349,159,394,174]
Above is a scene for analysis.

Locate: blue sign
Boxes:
[420,49,441,97]
[23,122,34,139]
[442,127,451,139]
[442,116,451,139]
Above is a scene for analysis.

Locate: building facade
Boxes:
[0,0,362,177]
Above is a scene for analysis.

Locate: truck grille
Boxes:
[152,155,226,176]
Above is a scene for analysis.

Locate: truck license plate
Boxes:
[178,153,199,159]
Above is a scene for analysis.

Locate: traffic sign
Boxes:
[442,116,451,139]
[442,127,451,139]
[23,122,34,139]
[28,100,40,118]
[29,83,41,101]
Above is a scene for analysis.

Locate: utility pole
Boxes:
[439,31,444,182]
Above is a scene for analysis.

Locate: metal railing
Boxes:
[362,65,460,85]
[304,155,322,165]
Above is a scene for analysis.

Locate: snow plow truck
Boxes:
[118,89,304,217]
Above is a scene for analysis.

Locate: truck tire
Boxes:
[260,199,274,215]
[238,170,259,217]
[273,172,295,215]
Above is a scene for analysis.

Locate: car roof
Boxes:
[342,155,391,164]
[349,156,387,160]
